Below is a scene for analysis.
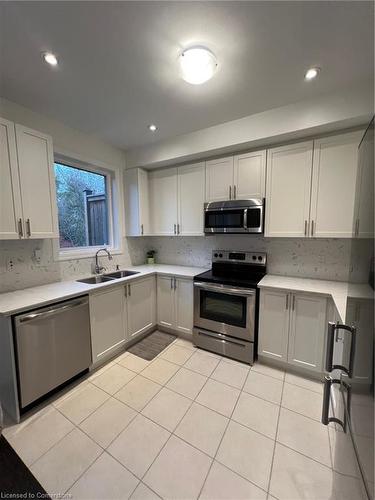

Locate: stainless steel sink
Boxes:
[76,275,116,284]
[104,270,140,279]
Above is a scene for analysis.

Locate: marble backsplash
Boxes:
[131,236,366,283]
[0,235,370,293]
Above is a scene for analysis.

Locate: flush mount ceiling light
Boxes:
[304,67,320,81]
[42,52,58,67]
[148,124,157,132]
[179,47,217,85]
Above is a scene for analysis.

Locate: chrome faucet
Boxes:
[94,248,113,274]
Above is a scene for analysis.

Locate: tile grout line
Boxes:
[266,373,285,495]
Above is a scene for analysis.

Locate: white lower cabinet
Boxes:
[90,276,156,363]
[157,275,193,335]
[259,288,327,373]
[90,287,127,363]
[127,276,156,339]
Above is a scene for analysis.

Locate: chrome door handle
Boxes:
[128,284,131,297]
[292,295,295,311]
[311,220,314,237]
[304,220,307,236]
[174,277,177,290]
[285,294,289,310]
[233,185,236,199]
[325,322,357,377]
[321,376,350,432]
[177,224,180,235]
[174,224,176,235]
[26,218,31,237]
[18,218,23,238]
[229,185,232,200]
[18,298,88,323]
[170,278,173,289]
[141,224,144,235]
[194,281,256,296]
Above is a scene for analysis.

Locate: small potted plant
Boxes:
[146,249,157,265]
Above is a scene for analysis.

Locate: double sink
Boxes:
[77,270,140,285]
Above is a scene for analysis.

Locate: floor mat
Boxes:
[128,331,177,361]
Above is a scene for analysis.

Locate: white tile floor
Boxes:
[3,335,361,500]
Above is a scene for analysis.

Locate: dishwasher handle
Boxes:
[17,298,88,324]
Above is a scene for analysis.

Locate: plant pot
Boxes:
[147,257,155,265]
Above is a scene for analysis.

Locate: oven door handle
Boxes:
[194,281,256,296]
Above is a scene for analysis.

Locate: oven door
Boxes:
[204,208,246,233]
[194,282,255,341]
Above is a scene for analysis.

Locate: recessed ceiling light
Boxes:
[42,52,58,67]
[179,47,217,85]
[148,124,157,132]
[304,67,320,81]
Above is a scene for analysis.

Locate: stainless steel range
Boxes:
[193,250,267,364]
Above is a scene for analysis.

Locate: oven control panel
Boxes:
[212,250,267,266]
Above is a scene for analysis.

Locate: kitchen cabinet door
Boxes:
[288,293,327,372]
[90,287,126,362]
[310,132,362,238]
[265,141,313,237]
[124,168,150,236]
[258,289,290,361]
[175,278,194,335]
[178,162,205,235]
[149,168,178,235]
[233,150,266,200]
[205,157,234,202]
[157,275,175,329]
[127,276,156,339]
[0,118,22,239]
[15,125,58,239]
[353,130,374,239]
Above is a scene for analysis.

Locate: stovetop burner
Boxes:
[194,250,267,289]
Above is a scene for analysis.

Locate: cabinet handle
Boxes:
[229,185,232,200]
[285,294,289,310]
[174,277,177,290]
[128,284,131,297]
[355,219,359,237]
[304,220,307,236]
[26,218,31,237]
[292,295,295,311]
[124,286,127,297]
[311,220,314,237]
[18,218,23,238]
[174,224,176,235]
[177,223,180,235]
[170,278,173,289]
[233,185,236,199]
[141,224,144,235]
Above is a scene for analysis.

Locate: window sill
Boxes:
[56,247,123,262]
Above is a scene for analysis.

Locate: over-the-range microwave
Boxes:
[204,199,264,234]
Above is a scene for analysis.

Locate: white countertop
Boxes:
[258,275,373,323]
[0,264,208,317]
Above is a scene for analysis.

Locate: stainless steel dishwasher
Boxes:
[14,296,91,409]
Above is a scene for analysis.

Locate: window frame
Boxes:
[53,150,124,261]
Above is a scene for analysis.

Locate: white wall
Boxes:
[126,83,373,169]
[0,98,133,292]
[0,98,126,169]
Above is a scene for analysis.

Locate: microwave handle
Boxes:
[243,208,248,229]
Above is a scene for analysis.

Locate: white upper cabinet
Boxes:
[205,156,234,202]
[233,150,266,199]
[124,168,150,236]
[0,119,58,240]
[15,124,58,239]
[265,141,313,237]
[149,168,178,235]
[0,118,22,239]
[177,162,205,235]
[310,132,362,238]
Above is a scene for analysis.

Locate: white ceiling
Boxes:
[0,1,373,150]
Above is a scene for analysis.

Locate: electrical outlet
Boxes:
[6,258,14,272]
